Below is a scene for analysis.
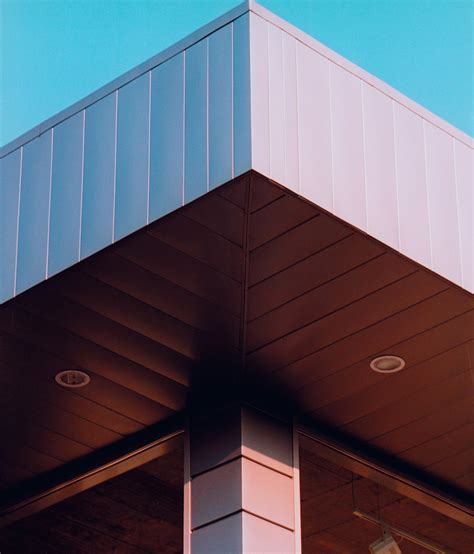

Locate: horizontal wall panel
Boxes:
[296,42,332,210]
[115,73,150,241]
[150,54,184,221]
[16,132,52,294]
[81,93,117,259]
[0,149,21,302]
[424,122,462,284]
[209,24,233,189]
[185,39,208,203]
[362,84,398,250]
[48,111,84,277]
[454,140,473,292]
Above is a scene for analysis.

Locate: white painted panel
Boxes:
[209,24,233,189]
[424,122,462,284]
[233,14,252,177]
[249,12,269,176]
[0,149,21,302]
[267,24,285,185]
[362,84,398,250]
[296,43,332,211]
[331,64,366,230]
[185,39,208,203]
[150,54,184,221]
[393,103,432,268]
[81,93,116,259]
[454,140,473,292]
[16,131,52,294]
[282,32,299,190]
[115,73,150,241]
[49,111,84,276]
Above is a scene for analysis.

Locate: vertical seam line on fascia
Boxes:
[231,22,235,179]
[266,18,271,177]
[281,29,288,187]
[248,11,253,168]
[360,80,369,233]
[13,146,23,297]
[182,51,186,206]
[265,18,271,176]
[328,62,335,213]
[147,71,152,224]
[206,38,210,191]
[422,119,434,269]
[78,110,86,260]
[112,90,118,242]
[293,37,300,190]
[452,138,464,288]
[392,100,402,252]
[45,128,54,278]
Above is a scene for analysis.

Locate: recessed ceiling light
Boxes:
[55,370,91,388]
[370,355,405,374]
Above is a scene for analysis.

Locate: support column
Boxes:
[184,405,301,553]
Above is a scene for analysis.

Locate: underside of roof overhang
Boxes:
[0,172,472,528]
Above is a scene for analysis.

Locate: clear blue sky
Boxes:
[1,0,472,146]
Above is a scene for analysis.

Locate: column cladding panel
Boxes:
[187,406,301,554]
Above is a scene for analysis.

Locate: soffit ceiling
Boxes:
[0,172,472,511]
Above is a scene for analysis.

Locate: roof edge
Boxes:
[2,0,471,157]
[0,1,252,158]
[249,1,473,148]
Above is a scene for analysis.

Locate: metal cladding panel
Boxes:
[150,54,185,221]
[249,12,270,176]
[115,73,150,241]
[0,149,21,302]
[209,24,233,189]
[16,132,52,294]
[48,111,84,277]
[81,92,117,259]
[233,13,252,176]
[362,82,398,250]
[0,15,250,304]
[248,8,471,292]
[267,24,286,185]
[393,102,432,269]
[454,140,473,292]
[296,41,332,211]
[424,121,462,284]
[282,31,299,191]
[185,39,208,203]
[330,64,366,230]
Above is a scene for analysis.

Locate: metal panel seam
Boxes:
[13,147,23,297]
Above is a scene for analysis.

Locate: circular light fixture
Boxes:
[370,355,405,374]
[55,370,91,388]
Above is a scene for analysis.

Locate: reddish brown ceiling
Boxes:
[0,171,472,508]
